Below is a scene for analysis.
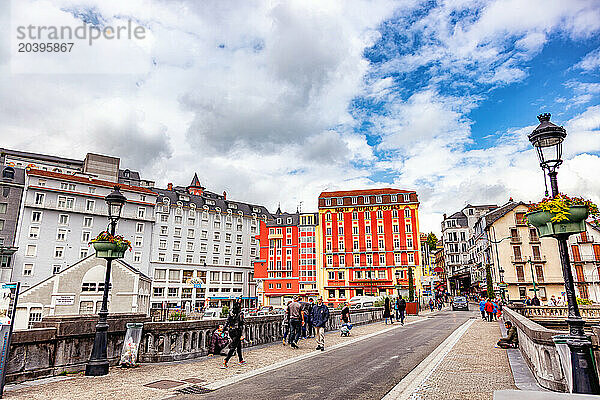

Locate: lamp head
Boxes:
[105,186,127,223]
[528,113,566,172]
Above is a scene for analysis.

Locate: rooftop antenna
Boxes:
[298,201,303,213]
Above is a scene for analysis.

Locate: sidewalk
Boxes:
[5,315,424,400]
[403,317,516,400]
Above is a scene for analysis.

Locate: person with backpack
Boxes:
[312,296,330,351]
[396,296,406,325]
[222,300,245,368]
[479,297,486,320]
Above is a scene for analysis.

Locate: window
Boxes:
[403,194,410,202]
[28,309,42,328]
[168,288,179,297]
[79,248,88,258]
[82,231,91,243]
[169,269,180,281]
[379,253,386,264]
[405,223,412,233]
[83,217,93,227]
[56,228,67,241]
[407,238,413,249]
[32,211,42,222]
[173,240,181,251]
[172,254,180,263]
[354,270,362,279]
[408,253,414,264]
[54,247,64,258]
[339,255,345,265]
[161,214,169,223]
[34,193,45,205]
[136,223,144,233]
[57,196,74,209]
[354,254,360,265]
[154,269,166,280]
[58,214,69,225]
[53,265,61,274]
[134,252,142,263]
[391,195,397,202]
[26,245,37,257]
[86,199,95,212]
[29,226,40,239]
[328,289,335,298]
[377,210,383,219]
[23,263,33,276]
[404,208,411,218]
[158,253,166,262]
[376,195,382,203]
[394,253,401,265]
[137,207,146,218]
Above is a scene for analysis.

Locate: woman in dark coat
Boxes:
[384,297,394,324]
[341,302,351,324]
[222,300,245,368]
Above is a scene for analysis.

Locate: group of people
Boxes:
[524,294,564,306]
[283,296,331,351]
[208,299,246,369]
[479,297,502,322]
[383,296,407,324]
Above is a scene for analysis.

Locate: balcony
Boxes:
[510,235,522,244]
[529,234,540,244]
[571,254,600,263]
[511,256,526,263]
[577,234,594,244]
[531,255,547,263]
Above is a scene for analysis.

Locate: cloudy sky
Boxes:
[2,0,600,234]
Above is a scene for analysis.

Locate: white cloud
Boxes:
[575,48,600,72]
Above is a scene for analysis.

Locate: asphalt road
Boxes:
[180,309,476,400]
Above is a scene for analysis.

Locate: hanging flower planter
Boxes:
[526,194,598,238]
[90,231,132,259]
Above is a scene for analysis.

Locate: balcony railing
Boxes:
[529,235,540,244]
[577,234,595,244]
[511,256,526,263]
[531,255,547,263]
[510,235,522,244]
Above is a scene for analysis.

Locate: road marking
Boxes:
[205,318,428,391]
[381,317,476,400]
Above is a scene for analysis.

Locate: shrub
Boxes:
[577,297,593,305]
[220,306,229,318]
[168,310,187,321]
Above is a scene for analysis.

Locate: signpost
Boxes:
[0,282,19,398]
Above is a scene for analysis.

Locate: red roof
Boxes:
[319,188,414,198]
[27,169,156,195]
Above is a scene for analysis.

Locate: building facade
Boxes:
[568,223,600,302]
[148,175,269,311]
[0,166,25,281]
[318,188,421,306]
[472,201,565,302]
[12,169,157,290]
[14,255,151,330]
[254,209,319,306]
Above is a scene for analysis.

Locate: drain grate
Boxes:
[144,379,186,389]
[176,385,214,394]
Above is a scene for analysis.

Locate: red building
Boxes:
[254,208,319,306]
[318,188,420,306]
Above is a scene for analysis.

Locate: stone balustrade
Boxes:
[502,307,567,392]
[513,305,600,321]
[139,307,383,362]
[5,308,383,383]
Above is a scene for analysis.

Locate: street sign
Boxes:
[0,282,19,398]
[499,283,508,288]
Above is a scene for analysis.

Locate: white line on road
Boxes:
[381,317,476,400]
[205,318,428,391]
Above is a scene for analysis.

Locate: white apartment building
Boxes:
[569,223,600,302]
[12,169,157,290]
[148,175,270,310]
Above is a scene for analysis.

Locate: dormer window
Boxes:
[403,194,410,202]
[2,167,15,180]
[277,218,282,224]
[325,199,331,206]
[376,195,382,203]
[391,195,397,202]
[363,196,370,204]
[287,218,292,224]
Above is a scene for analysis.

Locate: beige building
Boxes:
[14,255,151,330]
[568,222,600,302]
[473,201,565,303]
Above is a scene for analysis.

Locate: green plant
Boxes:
[486,264,494,299]
[374,299,385,307]
[426,232,438,251]
[408,267,415,301]
[528,194,599,223]
[220,306,229,318]
[577,297,593,305]
[89,231,132,250]
[168,310,187,321]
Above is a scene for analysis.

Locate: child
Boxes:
[208,324,230,356]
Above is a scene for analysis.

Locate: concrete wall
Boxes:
[503,306,567,392]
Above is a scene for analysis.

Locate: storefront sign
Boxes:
[186,278,203,288]
[0,282,19,397]
[54,295,75,306]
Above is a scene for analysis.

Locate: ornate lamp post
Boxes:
[85,186,127,376]
[528,113,600,394]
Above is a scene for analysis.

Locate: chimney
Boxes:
[167,183,173,191]
[223,190,227,199]
[443,213,447,220]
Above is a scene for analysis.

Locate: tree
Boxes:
[426,232,438,251]
[408,266,415,301]
[486,264,494,299]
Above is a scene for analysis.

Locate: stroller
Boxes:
[340,323,353,337]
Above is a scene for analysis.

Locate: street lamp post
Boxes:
[528,113,600,394]
[85,186,127,376]
[490,228,511,300]
[527,258,538,300]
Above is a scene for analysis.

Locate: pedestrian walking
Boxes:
[341,302,351,324]
[287,296,304,349]
[397,296,406,325]
[384,297,394,324]
[305,298,315,338]
[312,296,330,351]
[492,300,498,321]
[282,300,291,345]
[484,298,494,322]
[525,296,532,306]
[479,298,486,320]
[429,298,435,312]
[531,296,541,306]
[222,300,245,368]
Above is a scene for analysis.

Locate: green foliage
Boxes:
[374,298,385,307]
[408,267,415,302]
[577,297,593,305]
[168,310,187,321]
[528,194,599,223]
[426,232,438,251]
[486,264,494,299]
[220,306,229,318]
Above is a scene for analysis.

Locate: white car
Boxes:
[349,296,379,309]
[202,308,224,320]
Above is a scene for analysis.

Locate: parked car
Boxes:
[202,308,224,320]
[452,296,469,311]
[349,296,378,309]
